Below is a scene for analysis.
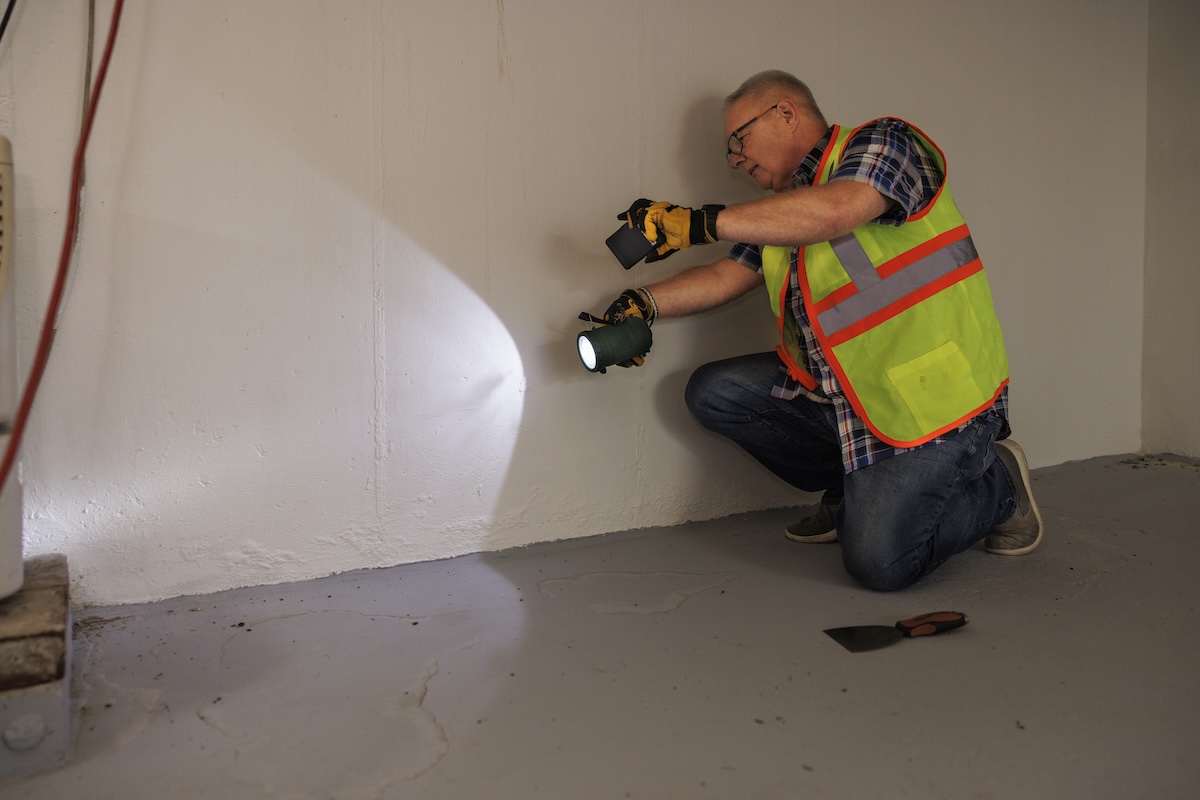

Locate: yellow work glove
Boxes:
[603,287,657,327]
[617,199,724,262]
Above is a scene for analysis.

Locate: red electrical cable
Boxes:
[0,0,125,498]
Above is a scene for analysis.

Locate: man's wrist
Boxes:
[691,204,725,244]
[705,203,724,244]
[636,287,658,324]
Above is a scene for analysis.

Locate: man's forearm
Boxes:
[714,180,891,247]
[644,258,763,319]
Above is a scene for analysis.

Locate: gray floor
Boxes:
[2,454,1198,799]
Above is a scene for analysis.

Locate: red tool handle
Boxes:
[895,611,968,638]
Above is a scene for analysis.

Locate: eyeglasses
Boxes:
[726,103,778,163]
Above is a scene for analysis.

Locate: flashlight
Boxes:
[576,316,652,373]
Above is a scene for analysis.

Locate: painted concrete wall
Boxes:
[1144,0,1200,458]
[1,0,1148,606]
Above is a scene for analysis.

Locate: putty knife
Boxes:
[824,611,968,653]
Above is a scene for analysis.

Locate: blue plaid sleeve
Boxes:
[727,241,763,272]
[828,118,943,226]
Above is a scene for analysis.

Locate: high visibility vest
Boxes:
[762,119,1009,447]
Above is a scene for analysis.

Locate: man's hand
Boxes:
[603,288,657,326]
[618,199,724,262]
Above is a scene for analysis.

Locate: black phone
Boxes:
[605,224,657,269]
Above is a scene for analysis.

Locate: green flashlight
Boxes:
[576,316,653,373]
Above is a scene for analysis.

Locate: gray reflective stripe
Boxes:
[830,233,880,290]
[816,235,979,337]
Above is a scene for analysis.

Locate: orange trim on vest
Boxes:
[876,224,971,280]
[809,225,973,326]
[772,257,820,391]
[813,124,844,183]
[839,375,1009,449]
[823,258,984,348]
[811,281,858,314]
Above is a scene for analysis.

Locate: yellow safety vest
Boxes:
[762,119,1009,447]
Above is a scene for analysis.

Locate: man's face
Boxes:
[723,96,795,193]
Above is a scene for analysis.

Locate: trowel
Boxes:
[824,611,968,653]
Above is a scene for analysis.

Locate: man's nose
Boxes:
[729,154,753,172]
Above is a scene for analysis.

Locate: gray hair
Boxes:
[726,70,827,127]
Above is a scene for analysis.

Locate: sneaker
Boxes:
[985,439,1044,555]
[785,502,839,543]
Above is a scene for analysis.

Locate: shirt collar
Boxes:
[793,126,834,188]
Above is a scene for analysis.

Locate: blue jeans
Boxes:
[684,353,1016,591]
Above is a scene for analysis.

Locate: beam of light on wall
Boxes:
[381,228,527,563]
[19,85,527,605]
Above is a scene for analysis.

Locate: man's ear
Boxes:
[775,98,800,129]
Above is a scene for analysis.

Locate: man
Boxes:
[599,70,1042,591]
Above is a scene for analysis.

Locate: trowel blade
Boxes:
[824,611,969,653]
[823,625,904,653]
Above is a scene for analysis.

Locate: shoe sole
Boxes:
[784,528,838,544]
[986,439,1044,556]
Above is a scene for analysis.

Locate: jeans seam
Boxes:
[911,421,988,576]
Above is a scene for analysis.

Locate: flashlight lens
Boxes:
[578,334,598,371]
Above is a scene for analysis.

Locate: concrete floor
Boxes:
[1,453,1197,799]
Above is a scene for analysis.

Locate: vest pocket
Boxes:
[885,340,989,433]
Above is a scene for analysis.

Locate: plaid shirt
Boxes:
[729,118,1009,473]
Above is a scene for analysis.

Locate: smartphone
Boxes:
[605,224,657,270]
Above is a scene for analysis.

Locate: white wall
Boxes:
[1,0,1149,606]
[1144,0,1200,458]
